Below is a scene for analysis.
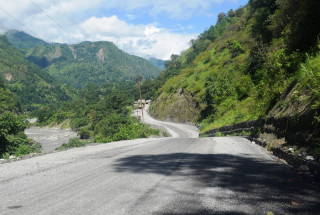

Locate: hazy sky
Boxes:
[0,0,248,59]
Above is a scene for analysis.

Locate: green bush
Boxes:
[56,138,89,150]
[70,117,89,129]
[78,127,92,139]
[0,111,41,158]
[215,132,224,137]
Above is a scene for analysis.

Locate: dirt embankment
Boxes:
[202,83,320,179]
[149,88,199,123]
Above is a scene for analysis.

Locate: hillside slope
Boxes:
[5,30,48,50]
[0,35,70,111]
[6,31,162,89]
[150,0,320,128]
[148,0,320,159]
[0,76,20,114]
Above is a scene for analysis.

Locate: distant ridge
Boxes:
[0,35,70,111]
[5,30,48,49]
[5,31,162,89]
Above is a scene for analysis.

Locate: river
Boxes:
[25,128,77,153]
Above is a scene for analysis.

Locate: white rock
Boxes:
[288,148,294,153]
[305,155,315,161]
[252,141,255,144]
[9,155,16,159]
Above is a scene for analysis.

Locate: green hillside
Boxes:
[148,57,165,70]
[149,0,320,131]
[0,35,70,111]
[6,32,162,89]
[5,30,48,50]
[0,68,42,158]
[0,76,21,114]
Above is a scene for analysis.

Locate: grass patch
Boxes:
[56,138,92,151]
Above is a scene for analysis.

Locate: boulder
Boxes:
[305,155,315,162]
[298,165,309,172]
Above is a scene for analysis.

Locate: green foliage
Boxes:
[0,77,21,114]
[5,30,48,49]
[14,39,161,89]
[297,53,320,113]
[78,127,92,139]
[148,57,165,70]
[35,83,159,144]
[269,0,320,52]
[56,138,89,150]
[228,40,245,58]
[150,0,320,139]
[215,132,224,137]
[0,35,71,111]
[0,111,41,158]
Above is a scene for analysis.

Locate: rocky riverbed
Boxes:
[25,128,77,153]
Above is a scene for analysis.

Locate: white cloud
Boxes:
[0,0,244,59]
[77,16,196,60]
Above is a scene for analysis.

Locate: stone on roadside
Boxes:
[298,165,309,172]
[9,155,16,159]
[288,148,294,153]
[305,155,314,161]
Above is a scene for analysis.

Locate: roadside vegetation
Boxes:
[149,0,320,129]
[0,79,42,158]
[33,83,159,143]
[0,31,160,157]
[147,0,320,157]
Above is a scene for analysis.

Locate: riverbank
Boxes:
[25,128,77,153]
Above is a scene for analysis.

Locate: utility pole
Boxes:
[137,76,144,121]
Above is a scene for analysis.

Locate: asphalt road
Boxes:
[1,109,319,214]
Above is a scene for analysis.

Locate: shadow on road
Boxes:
[114,152,320,214]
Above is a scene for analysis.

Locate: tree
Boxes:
[228,9,236,18]
[217,12,226,25]
[0,112,29,157]
[270,0,320,52]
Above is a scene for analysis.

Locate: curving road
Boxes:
[0,109,319,214]
[137,104,199,138]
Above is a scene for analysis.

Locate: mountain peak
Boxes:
[5,30,48,49]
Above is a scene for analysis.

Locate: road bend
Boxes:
[0,108,319,214]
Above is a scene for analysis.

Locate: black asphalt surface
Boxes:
[1,137,319,214]
[1,108,319,214]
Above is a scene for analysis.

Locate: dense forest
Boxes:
[34,83,157,143]
[0,35,71,111]
[0,77,42,158]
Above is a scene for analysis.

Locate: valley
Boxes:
[0,0,320,213]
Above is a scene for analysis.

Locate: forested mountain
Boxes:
[149,0,320,129]
[148,57,165,70]
[0,32,159,158]
[6,31,162,89]
[0,35,70,111]
[0,76,21,114]
[5,30,48,49]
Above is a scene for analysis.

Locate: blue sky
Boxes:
[0,0,248,59]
